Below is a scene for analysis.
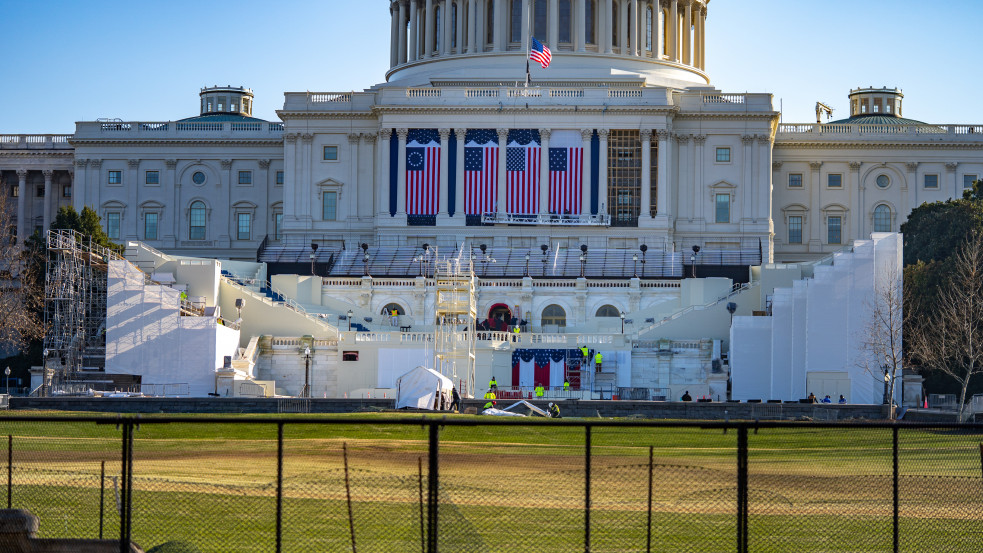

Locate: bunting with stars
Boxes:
[506,129,541,215]
[405,129,440,215]
[548,130,584,214]
[464,129,499,215]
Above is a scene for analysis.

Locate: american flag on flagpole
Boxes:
[506,129,541,215]
[406,129,440,215]
[548,130,584,214]
[529,37,551,69]
[464,129,499,215]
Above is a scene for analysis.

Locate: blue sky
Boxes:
[1,0,979,134]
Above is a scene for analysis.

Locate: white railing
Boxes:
[309,92,351,103]
[508,88,542,97]
[551,88,585,98]
[175,122,223,131]
[407,88,441,98]
[0,134,74,148]
[221,275,335,333]
[703,93,746,104]
[480,212,612,226]
[101,123,132,131]
[608,89,642,98]
[231,123,262,131]
[778,123,981,137]
[637,280,759,336]
[466,88,500,98]
[140,123,169,131]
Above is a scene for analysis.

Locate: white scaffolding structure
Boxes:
[433,256,477,397]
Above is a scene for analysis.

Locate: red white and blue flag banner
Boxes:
[406,129,440,215]
[530,37,552,69]
[506,129,541,215]
[548,130,584,214]
[464,129,499,215]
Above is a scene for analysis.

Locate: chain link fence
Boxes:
[1,416,981,553]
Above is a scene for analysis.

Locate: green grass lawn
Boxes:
[1,412,981,552]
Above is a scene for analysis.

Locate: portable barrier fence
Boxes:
[1,416,982,553]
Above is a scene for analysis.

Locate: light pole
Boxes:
[639,244,647,277]
[362,243,370,276]
[632,254,638,278]
[347,309,354,332]
[690,245,700,278]
[620,311,625,333]
[579,244,587,278]
[4,366,10,395]
[883,367,891,405]
[524,253,530,277]
[541,244,549,276]
[302,346,311,398]
[310,242,319,276]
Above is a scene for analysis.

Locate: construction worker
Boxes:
[580,345,589,365]
[548,402,561,418]
[483,389,496,401]
[563,380,570,391]
[594,351,603,373]
[488,376,497,390]
[535,383,545,398]
[483,400,497,410]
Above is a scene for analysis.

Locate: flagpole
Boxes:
[525,0,531,88]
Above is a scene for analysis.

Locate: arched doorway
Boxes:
[487,303,512,331]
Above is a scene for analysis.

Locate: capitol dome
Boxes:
[384,0,709,88]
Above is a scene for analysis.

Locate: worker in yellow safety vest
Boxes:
[483,389,496,401]
[580,345,589,362]
[534,383,545,398]
[594,352,603,372]
[483,400,497,410]
[563,380,570,391]
[488,377,498,390]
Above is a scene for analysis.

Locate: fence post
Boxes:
[893,427,899,553]
[6,435,11,509]
[118,422,130,553]
[736,426,748,553]
[100,461,105,540]
[646,445,653,553]
[584,425,591,553]
[276,423,283,553]
[427,423,439,553]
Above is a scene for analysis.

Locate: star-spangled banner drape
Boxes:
[464,129,498,215]
[406,129,440,215]
[506,129,541,215]
[548,130,584,214]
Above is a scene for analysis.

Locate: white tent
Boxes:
[395,366,455,410]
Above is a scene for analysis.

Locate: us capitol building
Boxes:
[1,0,970,404]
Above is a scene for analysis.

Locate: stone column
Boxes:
[699,6,706,69]
[442,0,452,55]
[16,170,27,245]
[399,0,409,63]
[655,0,663,59]
[455,128,467,217]
[521,0,530,55]
[619,0,628,54]
[946,162,958,197]
[458,0,467,53]
[72,159,87,212]
[639,129,652,222]
[126,159,140,239]
[669,0,677,61]
[852,161,865,242]
[468,0,478,53]
[397,129,409,219]
[694,134,706,221]
[675,134,690,220]
[575,0,587,52]
[603,0,613,54]
[549,0,559,48]
[475,0,485,51]
[89,159,102,215]
[362,133,377,219]
[581,129,593,215]
[391,2,399,66]
[378,129,392,217]
[438,128,450,221]
[409,0,419,61]
[494,0,505,50]
[629,0,638,56]
[539,129,551,216]
[758,135,772,228]
[425,0,434,58]
[42,170,53,232]
[348,134,361,223]
[809,161,822,250]
[656,130,669,219]
[497,128,509,215]
[165,159,178,245]
[682,0,691,65]
[598,129,609,216]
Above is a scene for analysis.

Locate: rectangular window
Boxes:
[274,213,283,240]
[106,212,120,240]
[145,170,159,185]
[964,174,978,189]
[924,174,939,189]
[322,191,337,221]
[62,185,71,198]
[323,146,338,161]
[828,216,842,244]
[827,174,842,188]
[144,213,158,240]
[238,171,252,185]
[237,213,251,240]
[788,216,803,244]
[108,170,122,185]
[788,173,803,188]
[10,185,18,197]
[715,147,731,163]
[275,171,284,185]
[36,185,44,197]
[715,194,730,223]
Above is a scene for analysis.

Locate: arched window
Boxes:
[542,304,567,328]
[611,3,618,47]
[434,5,442,52]
[534,0,547,39]
[511,0,522,42]
[559,0,571,43]
[873,205,891,233]
[487,0,495,44]
[585,0,595,44]
[189,201,206,240]
[381,303,406,316]
[595,305,621,317]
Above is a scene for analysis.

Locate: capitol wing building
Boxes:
[2,0,975,404]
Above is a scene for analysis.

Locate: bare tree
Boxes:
[858,263,905,416]
[909,230,983,421]
[0,186,44,354]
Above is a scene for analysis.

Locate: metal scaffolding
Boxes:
[433,255,477,398]
[42,230,115,386]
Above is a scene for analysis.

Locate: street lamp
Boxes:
[362,243,371,276]
[347,309,354,332]
[524,253,530,277]
[302,346,311,398]
[4,366,10,395]
[632,254,638,278]
[883,367,891,405]
[310,242,319,276]
[690,245,700,278]
[639,244,647,278]
[541,244,549,276]
[579,244,587,278]
[620,311,625,333]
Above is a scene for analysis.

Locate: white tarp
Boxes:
[395,366,455,410]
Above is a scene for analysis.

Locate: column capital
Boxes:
[75,158,89,168]
[127,159,140,168]
[165,159,178,168]
[258,159,272,169]
[945,162,958,172]
[809,161,823,170]
[42,169,54,179]
[772,161,783,170]
[301,133,314,143]
[221,159,233,169]
[904,162,919,172]
[850,161,864,171]
[348,133,361,144]
[693,134,707,145]
[397,128,410,140]
[15,169,27,179]
[757,134,772,145]
[674,133,690,144]
[89,159,102,168]
[539,129,551,140]
[497,128,509,140]
[597,129,609,139]
[581,129,594,140]
[362,132,377,144]
[454,127,467,137]
[655,129,671,140]
[438,128,451,140]
[741,134,755,144]
[284,133,299,143]
[379,128,393,141]
[639,128,653,141]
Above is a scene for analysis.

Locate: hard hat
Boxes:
[492,401,497,405]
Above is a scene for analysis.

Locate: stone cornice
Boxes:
[775,141,983,150]
[0,151,74,158]
[68,139,283,147]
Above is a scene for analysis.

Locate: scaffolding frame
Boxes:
[433,255,477,398]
